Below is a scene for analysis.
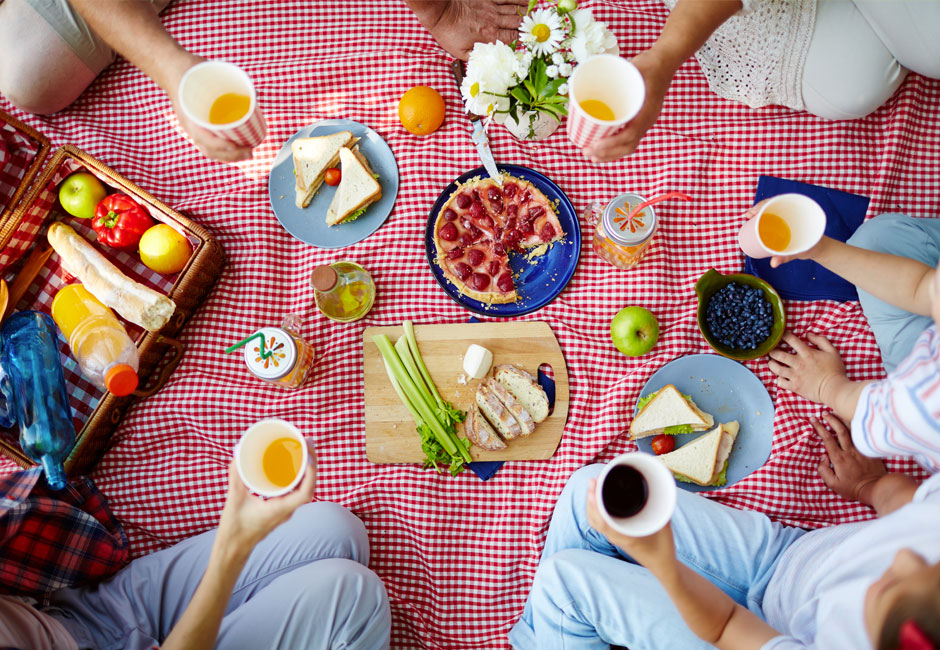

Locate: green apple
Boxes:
[611,306,660,356]
[58,172,107,219]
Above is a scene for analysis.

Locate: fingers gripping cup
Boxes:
[235,419,316,498]
[595,452,676,537]
[738,194,826,259]
[178,61,267,148]
[567,54,646,149]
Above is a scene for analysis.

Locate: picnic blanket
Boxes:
[2,1,939,647]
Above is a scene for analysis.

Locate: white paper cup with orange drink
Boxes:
[738,194,827,259]
[235,419,316,498]
[567,54,645,149]
[178,61,267,148]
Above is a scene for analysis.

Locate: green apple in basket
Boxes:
[610,306,660,357]
[58,172,107,219]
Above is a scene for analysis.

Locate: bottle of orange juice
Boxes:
[51,284,139,396]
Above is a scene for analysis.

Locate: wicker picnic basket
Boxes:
[0,109,225,475]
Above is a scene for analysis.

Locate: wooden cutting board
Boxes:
[363,321,569,463]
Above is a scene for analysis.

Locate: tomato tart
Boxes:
[432,174,565,304]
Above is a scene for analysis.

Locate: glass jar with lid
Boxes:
[589,193,659,270]
[243,315,315,389]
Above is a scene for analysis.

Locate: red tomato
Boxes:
[651,434,675,455]
[324,168,341,186]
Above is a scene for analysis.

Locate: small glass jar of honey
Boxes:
[243,316,315,389]
[590,193,658,270]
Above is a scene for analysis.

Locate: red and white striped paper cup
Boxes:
[567,54,645,150]
[178,61,267,149]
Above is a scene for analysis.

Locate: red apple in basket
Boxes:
[610,306,660,357]
[58,172,107,219]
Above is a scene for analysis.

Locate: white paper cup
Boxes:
[594,452,676,537]
[234,419,316,498]
[738,193,827,259]
[178,61,267,148]
[567,55,646,149]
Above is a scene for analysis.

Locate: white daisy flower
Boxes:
[569,8,620,64]
[546,64,559,78]
[519,8,565,57]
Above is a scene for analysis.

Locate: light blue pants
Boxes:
[46,502,391,650]
[508,465,807,649]
[846,213,940,373]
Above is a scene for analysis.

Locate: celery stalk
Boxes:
[394,337,438,415]
[381,358,422,424]
[403,321,444,407]
[373,335,459,456]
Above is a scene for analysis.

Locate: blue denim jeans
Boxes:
[508,465,807,650]
[46,502,391,650]
[847,214,940,373]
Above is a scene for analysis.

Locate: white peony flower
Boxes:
[546,64,559,78]
[551,52,565,66]
[569,8,620,64]
[465,41,521,94]
[558,62,573,77]
[519,8,565,57]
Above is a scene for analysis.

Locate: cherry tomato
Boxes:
[324,168,341,186]
[651,434,675,455]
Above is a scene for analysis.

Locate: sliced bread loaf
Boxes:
[464,406,507,451]
[494,364,550,423]
[485,378,536,437]
[476,384,523,441]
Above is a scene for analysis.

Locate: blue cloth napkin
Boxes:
[743,175,870,302]
[466,317,556,482]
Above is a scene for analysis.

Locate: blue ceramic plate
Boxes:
[635,354,774,492]
[424,165,581,317]
[268,119,399,248]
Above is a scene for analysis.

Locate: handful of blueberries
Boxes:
[705,282,774,350]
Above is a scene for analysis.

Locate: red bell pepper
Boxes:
[92,194,154,250]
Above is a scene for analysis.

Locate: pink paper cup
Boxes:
[567,55,645,149]
[738,193,826,259]
[178,61,267,148]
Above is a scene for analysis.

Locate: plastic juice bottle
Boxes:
[311,262,376,322]
[0,311,76,490]
[51,284,140,396]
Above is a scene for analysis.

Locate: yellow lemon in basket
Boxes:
[139,224,191,274]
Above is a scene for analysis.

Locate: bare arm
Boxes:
[586,0,743,161]
[771,235,935,317]
[66,0,252,161]
[403,0,528,61]
[585,481,778,650]
[161,461,316,650]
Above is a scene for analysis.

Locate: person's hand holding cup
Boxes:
[738,194,827,263]
[567,54,646,156]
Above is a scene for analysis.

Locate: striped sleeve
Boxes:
[852,326,940,474]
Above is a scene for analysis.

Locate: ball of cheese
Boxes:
[462,344,493,379]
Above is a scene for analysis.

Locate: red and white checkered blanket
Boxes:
[2,1,939,647]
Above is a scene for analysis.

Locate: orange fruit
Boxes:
[398,86,446,136]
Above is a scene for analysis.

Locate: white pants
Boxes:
[803,0,940,119]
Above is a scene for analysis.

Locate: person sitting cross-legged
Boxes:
[509,413,940,649]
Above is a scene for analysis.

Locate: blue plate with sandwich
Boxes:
[632,354,774,492]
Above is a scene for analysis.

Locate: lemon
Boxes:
[139,224,191,274]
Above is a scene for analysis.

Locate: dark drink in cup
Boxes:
[601,465,649,517]
[594,452,676,536]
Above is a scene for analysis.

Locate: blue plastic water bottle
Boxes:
[0,311,76,490]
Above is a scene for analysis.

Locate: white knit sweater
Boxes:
[663,0,817,110]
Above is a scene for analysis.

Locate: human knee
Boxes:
[289,502,370,560]
[0,65,77,115]
[302,560,390,626]
[848,213,920,253]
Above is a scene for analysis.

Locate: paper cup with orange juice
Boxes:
[235,419,316,498]
[567,54,645,149]
[178,61,267,148]
[738,194,826,259]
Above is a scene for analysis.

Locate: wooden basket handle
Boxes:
[133,335,184,398]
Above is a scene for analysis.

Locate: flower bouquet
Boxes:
[460,0,619,140]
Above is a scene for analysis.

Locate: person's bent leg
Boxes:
[847,213,940,372]
[852,0,940,80]
[511,549,715,650]
[215,558,391,650]
[46,502,371,648]
[801,0,907,120]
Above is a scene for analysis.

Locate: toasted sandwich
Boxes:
[657,421,739,486]
[326,146,382,226]
[291,131,355,208]
[629,384,715,439]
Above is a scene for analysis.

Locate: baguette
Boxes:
[47,222,176,332]
[494,365,550,423]
[464,406,507,451]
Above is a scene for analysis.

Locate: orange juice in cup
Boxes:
[567,54,646,149]
[738,194,826,259]
[178,61,267,148]
[235,419,316,497]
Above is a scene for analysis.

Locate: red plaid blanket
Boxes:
[1,1,938,646]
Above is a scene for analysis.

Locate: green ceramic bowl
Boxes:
[695,269,786,361]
